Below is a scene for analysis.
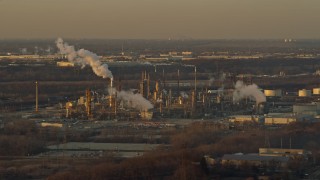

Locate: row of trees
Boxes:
[47,121,320,179]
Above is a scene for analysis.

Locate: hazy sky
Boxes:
[0,0,319,39]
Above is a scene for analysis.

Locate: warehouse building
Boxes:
[259,148,307,158]
[264,113,313,125]
[221,154,289,168]
[228,115,264,123]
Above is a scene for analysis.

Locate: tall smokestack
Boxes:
[114,92,117,115]
[194,66,197,97]
[162,69,166,89]
[142,71,144,81]
[86,89,91,117]
[147,73,150,98]
[35,81,38,112]
[191,90,195,110]
[178,69,180,93]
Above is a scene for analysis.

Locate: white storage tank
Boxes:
[313,88,320,95]
[264,89,282,97]
[298,89,311,97]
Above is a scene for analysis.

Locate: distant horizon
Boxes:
[0,0,319,39]
[1,37,320,41]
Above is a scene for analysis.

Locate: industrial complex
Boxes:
[1,39,320,179]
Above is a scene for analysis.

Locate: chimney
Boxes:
[35,81,38,112]
[86,89,91,117]
[178,69,180,93]
[194,66,197,93]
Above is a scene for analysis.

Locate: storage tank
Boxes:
[298,89,311,97]
[313,88,320,95]
[264,89,282,97]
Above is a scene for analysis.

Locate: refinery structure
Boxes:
[3,38,320,127]
[2,38,320,179]
[17,39,318,128]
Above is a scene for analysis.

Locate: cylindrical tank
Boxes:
[153,92,157,101]
[264,89,282,97]
[298,89,311,97]
[313,88,320,95]
[66,102,73,109]
[293,104,317,114]
[179,96,183,105]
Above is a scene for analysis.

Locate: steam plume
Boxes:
[180,91,189,99]
[109,88,153,111]
[233,81,266,104]
[56,38,113,79]
[208,77,215,86]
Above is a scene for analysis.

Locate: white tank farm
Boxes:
[298,89,311,97]
[313,88,320,95]
[264,89,282,97]
[293,104,317,114]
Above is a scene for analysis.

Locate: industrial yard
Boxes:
[1,39,320,179]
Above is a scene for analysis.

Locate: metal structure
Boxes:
[35,81,38,112]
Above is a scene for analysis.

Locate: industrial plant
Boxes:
[2,38,320,179]
[17,38,320,128]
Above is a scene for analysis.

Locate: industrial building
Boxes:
[221,154,289,168]
[298,89,311,97]
[259,148,307,158]
[264,89,282,97]
[228,115,264,123]
[313,88,320,95]
[293,103,319,116]
[264,113,313,125]
[46,142,161,158]
[57,61,75,67]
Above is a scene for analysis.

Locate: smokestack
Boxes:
[35,81,38,112]
[155,81,159,92]
[194,66,197,94]
[114,92,117,115]
[144,70,147,80]
[147,73,150,98]
[142,71,144,81]
[160,92,163,113]
[86,89,91,117]
[191,90,195,110]
[178,69,180,93]
[162,69,166,89]
[140,71,144,97]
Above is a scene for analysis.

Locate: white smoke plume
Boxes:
[208,77,215,86]
[233,81,266,105]
[219,73,226,81]
[180,91,189,99]
[56,38,113,79]
[108,88,153,111]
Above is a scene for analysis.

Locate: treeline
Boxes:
[0,120,45,156]
[48,150,206,180]
[48,122,320,179]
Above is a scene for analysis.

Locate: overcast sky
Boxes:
[0,0,319,39]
